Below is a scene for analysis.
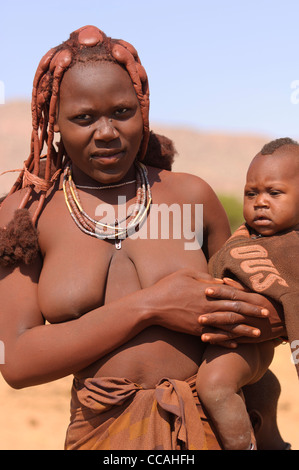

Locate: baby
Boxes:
[196,137,299,450]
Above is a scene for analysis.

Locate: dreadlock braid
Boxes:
[0,25,176,266]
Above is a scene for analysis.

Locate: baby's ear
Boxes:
[248,409,263,435]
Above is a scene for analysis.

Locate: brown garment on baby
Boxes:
[209,224,299,378]
[64,375,221,450]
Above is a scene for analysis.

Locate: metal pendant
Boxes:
[114,219,121,249]
[115,239,122,250]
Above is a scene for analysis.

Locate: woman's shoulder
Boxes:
[0,190,41,267]
[0,190,29,226]
[0,186,46,227]
[147,166,218,203]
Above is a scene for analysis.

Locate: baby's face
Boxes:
[243,147,299,236]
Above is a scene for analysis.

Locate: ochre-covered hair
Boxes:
[0,25,176,266]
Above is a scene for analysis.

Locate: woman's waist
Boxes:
[75,327,204,388]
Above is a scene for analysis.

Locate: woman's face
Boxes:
[54,61,144,184]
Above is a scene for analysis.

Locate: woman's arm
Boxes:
[0,189,272,389]
[0,259,154,388]
[0,263,268,389]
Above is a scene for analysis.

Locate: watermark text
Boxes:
[291,340,299,365]
[0,340,4,364]
[95,198,203,250]
[0,81,4,104]
[290,80,299,104]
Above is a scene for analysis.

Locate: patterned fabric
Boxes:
[64,375,221,450]
[209,224,299,378]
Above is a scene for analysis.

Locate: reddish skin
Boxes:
[0,62,284,390]
[243,147,299,236]
[54,62,144,186]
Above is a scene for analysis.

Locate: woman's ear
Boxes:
[54,122,60,133]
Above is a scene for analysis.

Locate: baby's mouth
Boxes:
[253,215,272,226]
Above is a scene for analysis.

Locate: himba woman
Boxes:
[0,26,285,450]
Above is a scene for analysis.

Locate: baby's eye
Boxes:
[245,191,257,198]
[269,190,282,196]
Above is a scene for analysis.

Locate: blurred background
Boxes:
[0,0,298,449]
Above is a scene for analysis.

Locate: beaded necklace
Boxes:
[63,161,152,249]
[75,179,136,190]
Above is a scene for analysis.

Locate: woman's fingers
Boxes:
[200,322,261,342]
[198,311,261,326]
[186,269,224,284]
[222,277,250,291]
[205,285,269,318]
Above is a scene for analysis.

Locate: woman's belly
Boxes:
[38,230,209,388]
[75,326,205,389]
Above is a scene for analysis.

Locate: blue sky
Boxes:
[1,0,299,138]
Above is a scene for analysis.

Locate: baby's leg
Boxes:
[196,341,274,450]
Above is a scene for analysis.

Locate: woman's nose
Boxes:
[94,118,119,141]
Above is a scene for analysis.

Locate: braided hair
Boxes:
[0,26,176,266]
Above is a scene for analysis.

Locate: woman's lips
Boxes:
[90,151,124,165]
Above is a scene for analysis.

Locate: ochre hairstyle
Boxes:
[0,26,176,266]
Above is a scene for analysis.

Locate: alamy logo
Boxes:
[0,341,4,364]
[0,81,4,104]
[290,80,299,104]
[290,340,299,365]
[95,198,204,250]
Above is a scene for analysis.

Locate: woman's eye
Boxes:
[114,108,130,117]
[75,114,91,121]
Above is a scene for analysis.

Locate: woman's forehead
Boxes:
[63,61,131,84]
[60,61,137,99]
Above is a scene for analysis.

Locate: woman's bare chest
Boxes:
[38,234,207,323]
[36,185,208,323]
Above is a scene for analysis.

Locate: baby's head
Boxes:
[243,137,299,236]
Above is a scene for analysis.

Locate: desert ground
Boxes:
[0,101,298,450]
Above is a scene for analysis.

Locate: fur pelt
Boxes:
[0,209,40,267]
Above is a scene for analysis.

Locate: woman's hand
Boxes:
[150,269,271,341]
[198,280,286,347]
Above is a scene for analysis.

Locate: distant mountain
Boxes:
[0,100,272,198]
